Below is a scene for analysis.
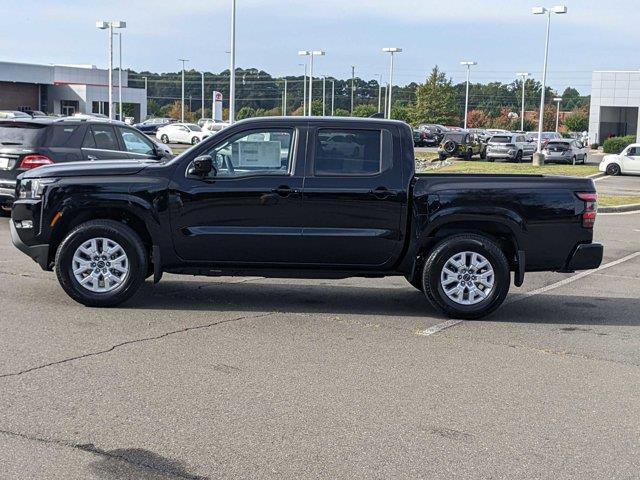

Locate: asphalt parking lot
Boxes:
[1,213,640,479]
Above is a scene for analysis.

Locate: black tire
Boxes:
[486,157,495,162]
[572,155,577,165]
[438,153,447,161]
[191,136,201,145]
[444,140,457,154]
[465,149,473,160]
[0,206,10,217]
[55,220,148,307]
[480,148,487,160]
[606,163,621,176]
[514,150,523,163]
[161,134,170,144]
[422,234,510,320]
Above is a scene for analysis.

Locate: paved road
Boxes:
[1,214,639,479]
[594,174,640,196]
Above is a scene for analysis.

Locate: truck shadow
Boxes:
[128,280,640,326]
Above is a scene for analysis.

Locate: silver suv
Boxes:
[486,133,535,163]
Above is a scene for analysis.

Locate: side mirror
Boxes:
[192,155,213,176]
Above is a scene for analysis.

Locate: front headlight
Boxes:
[18,178,56,200]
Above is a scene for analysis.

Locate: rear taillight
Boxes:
[576,192,598,228]
[19,155,54,170]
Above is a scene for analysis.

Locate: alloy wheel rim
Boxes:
[440,251,495,306]
[72,237,129,293]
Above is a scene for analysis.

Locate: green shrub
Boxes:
[590,143,599,150]
[603,135,636,154]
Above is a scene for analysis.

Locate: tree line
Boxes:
[127,65,589,131]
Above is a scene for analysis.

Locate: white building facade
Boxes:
[0,61,146,121]
[589,71,640,145]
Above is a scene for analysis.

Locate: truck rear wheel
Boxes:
[422,234,510,319]
[55,220,148,307]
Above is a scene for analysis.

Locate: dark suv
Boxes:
[0,118,173,213]
[437,131,484,160]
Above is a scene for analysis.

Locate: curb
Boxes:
[599,203,640,213]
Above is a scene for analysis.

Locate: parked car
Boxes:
[599,143,640,175]
[201,119,230,132]
[526,131,562,144]
[156,123,213,145]
[0,117,172,214]
[0,110,32,119]
[438,131,484,160]
[467,128,491,143]
[134,118,174,134]
[485,129,511,137]
[542,139,588,164]
[486,133,536,163]
[413,128,436,147]
[417,124,448,145]
[10,117,603,319]
[22,109,48,117]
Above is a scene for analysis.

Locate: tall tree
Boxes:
[410,66,459,126]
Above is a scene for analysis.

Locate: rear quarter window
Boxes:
[0,123,47,146]
[45,125,82,147]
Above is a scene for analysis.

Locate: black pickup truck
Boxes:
[10,117,603,319]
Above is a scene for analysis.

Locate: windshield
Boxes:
[186,124,202,132]
[0,123,47,146]
[490,136,512,143]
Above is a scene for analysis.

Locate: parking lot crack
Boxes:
[0,428,207,479]
[0,312,274,380]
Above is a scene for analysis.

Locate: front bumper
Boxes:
[563,243,604,272]
[10,220,50,270]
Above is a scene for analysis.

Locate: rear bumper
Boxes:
[563,243,603,272]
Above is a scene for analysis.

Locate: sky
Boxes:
[2,0,639,94]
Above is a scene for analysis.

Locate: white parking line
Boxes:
[416,319,464,336]
[505,251,640,305]
[600,210,640,216]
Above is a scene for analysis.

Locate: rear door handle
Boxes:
[271,185,299,197]
[369,187,396,199]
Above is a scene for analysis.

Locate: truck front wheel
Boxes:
[422,234,510,319]
[55,220,148,307]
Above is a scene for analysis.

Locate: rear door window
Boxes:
[83,125,119,151]
[47,125,80,146]
[314,128,392,176]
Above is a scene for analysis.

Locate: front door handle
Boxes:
[271,185,299,197]
[369,187,397,199]
[87,155,98,161]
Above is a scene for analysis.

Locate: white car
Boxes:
[202,119,229,132]
[599,143,640,176]
[156,123,212,145]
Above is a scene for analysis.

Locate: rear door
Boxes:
[81,124,129,160]
[300,124,405,267]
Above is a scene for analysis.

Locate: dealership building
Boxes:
[0,60,147,121]
[589,70,640,145]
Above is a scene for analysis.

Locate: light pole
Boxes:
[331,80,335,116]
[178,59,189,122]
[322,76,326,116]
[113,32,124,120]
[382,48,402,119]
[96,20,125,120]
[298,51,325,116]
[229,0,237,123]
[201,72,205,119]
[532,5,567,154]
[460,61,477,129]
[516,72,530,131]
[378,74,383,113]
[282,78,288,115]
[554,96,562,132]
[350,65,355,115]
[301,63,307,115]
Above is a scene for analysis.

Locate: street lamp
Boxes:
[460,61,477,129]
[96,20,126,120]
[554,96,562,132]
[532,5,567,155]
[382,48,402,119]
[113,32,124,121]
[298,50,325,116]
[201,72,206,120]
[178,59,189,122]
[516,72,530,131]
[298,63,307,116]
[229,0,237,123]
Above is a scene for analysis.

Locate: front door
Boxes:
[300,125,405,267]
[170,126,307,264]
[623,146,640,174]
